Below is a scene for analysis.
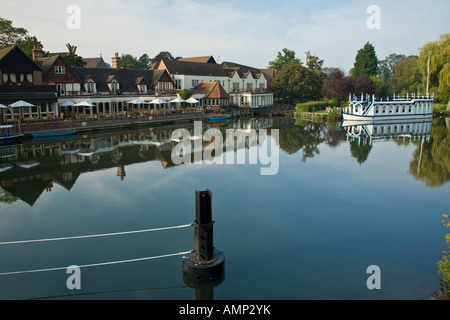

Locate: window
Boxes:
[259,83,265,90]
[137,84,147,93]
[192,80,199,87]
[174,79,181,90]
[10,73,16,83]
[27,74,33,83]
[85,82,96,93]
[55,66,65,75]
[2,73,8,83]
[232,82,240,91]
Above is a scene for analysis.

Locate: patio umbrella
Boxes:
[74,101,94,107]
[128,99,148,105]
[186,98,199,103]
[59,100,75,107]
[149,99,168,104]
[149,99,168,111]
[9,100,34,108]
[0,103,7,109]
[169,98,186,103]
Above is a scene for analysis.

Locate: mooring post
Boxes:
[182,189,225,294]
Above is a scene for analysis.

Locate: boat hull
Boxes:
[32,131,76,140]
[209,116,232,122]
[0,134,24,145]
[341,112,433,121]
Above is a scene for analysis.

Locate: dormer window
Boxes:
[137,84,147,93]
[55,66,66,75]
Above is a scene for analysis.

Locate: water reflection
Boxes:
[1,116,448,206]
[0,117,274,206]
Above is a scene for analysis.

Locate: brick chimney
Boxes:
[112,52,121,69]
[32,44,44,60]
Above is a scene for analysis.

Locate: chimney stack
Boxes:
[112,52,121,69]
[32,44,44,60]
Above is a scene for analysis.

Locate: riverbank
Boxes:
[13,112,210,136]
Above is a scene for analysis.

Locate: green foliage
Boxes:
[391,56,421,94]
[350,139,373,164]
[178,89,192,100]
[268,48,301,71]
[120,53,151,69]
[351,42,378,77]
[271,49,325,104]
[63,43,86,67]
[419,33,450,102]
[436,213,450,298]
[15,35,44,59]
[0,17,27,47]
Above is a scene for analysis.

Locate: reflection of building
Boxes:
[0,119,272,205]
[340,119,432,145]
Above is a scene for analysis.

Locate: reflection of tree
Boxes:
[272,118,345,161]
[0,187,18,204]
[349,139,373,164]
[409,118,449,187]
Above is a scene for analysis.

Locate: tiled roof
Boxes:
[34,55,60,74]
[83,57,108,68]
[72,67,173,92]
[0,46,15,61]
[178,56,216,64]
[158,60,228,77]
[193,81,229,99]
[221,61,259,71]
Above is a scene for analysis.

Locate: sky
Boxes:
[2,0,449,73]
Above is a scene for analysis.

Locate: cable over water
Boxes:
[0,223,194,246]
[0,250,192,276]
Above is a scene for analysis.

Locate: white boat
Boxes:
[340,93,434,121]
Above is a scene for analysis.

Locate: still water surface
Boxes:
[0,116,448,300]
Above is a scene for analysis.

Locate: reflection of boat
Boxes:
[209,115,232,122]
[32,131,76,140]
[0,125,24,145]
[340,94,434,121]
[340,119,432,144]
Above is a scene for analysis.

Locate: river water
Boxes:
[0,116,448,300]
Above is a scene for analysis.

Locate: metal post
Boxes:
[193,189,214,263]
[182,189,225,293]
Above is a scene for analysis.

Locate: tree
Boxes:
[353,75,380,96]
[321,69,354,103]
[63,43,86,67]
[152,51,175,62]
[351,42,378,77]
[137,54,151,69]
[273,60,309,104]
[304,51,325,101]
[419,33,450,102]
[0,17,27,48]
[377,53,405,97]
[268,48,301,71]
[120,54,139,69]
[178,89,192,100]
[15,35,44,58]
[391,56,421,94]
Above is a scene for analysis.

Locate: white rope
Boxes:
[0,223,193,246]
[0,250,192,276]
